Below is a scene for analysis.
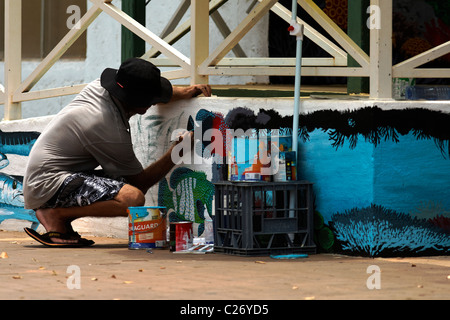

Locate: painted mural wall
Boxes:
[195,105,450,256]
[134,99,450,257]
[1,98,449,257]
[295,107,450,256]
[0,117,51,228]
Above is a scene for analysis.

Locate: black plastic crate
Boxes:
[213,181,316,256]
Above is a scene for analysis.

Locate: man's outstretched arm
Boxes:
[123,131,192,194]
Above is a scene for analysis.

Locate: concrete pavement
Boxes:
[0,230,449,301]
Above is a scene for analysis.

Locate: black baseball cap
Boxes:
[101,58,173,108]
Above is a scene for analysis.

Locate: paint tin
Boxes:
[169,221,193,251]
[128,206,167,250]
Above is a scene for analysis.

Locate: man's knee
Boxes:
[129,187,146,207]
[117,184,145,208]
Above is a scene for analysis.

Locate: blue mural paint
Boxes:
[298,129,374,222]
[0,130,40,158]
[331,204,450,257]
[0,130,40,227]
[0,153,9,170]
[373,133,450,216]
[0,173,38,225]
[298,129,450,226]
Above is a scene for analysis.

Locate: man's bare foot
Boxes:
[35,208,78,244]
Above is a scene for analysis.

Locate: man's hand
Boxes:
[171,84,212,102]
[189,84,212,97]
[171,130,194,154]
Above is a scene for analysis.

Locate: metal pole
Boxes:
[289,0,304,180]
[288,1,304,240]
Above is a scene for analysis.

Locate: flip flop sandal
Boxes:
[24,228,95,248]
[68,231,95,246]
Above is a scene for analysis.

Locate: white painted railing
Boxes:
[1,0,449,120]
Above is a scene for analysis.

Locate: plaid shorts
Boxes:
[42,172,126,209]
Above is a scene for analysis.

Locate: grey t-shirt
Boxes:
[23,79,144,209]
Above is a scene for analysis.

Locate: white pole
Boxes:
[289,0,304,180]
[288,1,304,241]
